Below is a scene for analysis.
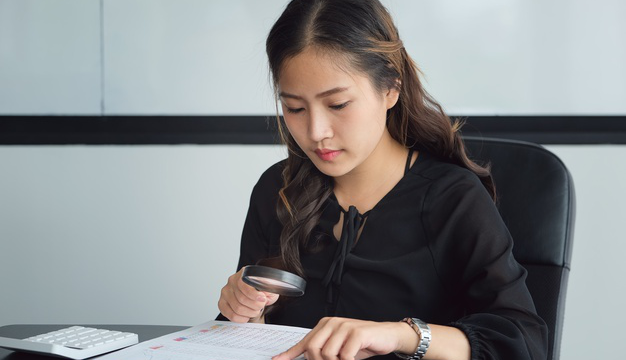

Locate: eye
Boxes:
[286,107,304,114]
[330,102,350,111]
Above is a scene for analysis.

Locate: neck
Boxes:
[333,130,407,211]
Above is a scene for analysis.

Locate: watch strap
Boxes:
[394,317,431,360]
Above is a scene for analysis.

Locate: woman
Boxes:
[218,1,548,359]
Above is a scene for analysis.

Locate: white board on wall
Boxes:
[1,0,625,115]
[0,0,102,114]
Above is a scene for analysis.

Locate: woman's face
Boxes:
[278,47,399,178]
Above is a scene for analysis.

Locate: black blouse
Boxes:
[235,151,548,360]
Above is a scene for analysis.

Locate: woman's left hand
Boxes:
[272,317,417,360]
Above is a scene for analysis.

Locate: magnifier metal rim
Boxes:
[242,265,306,297]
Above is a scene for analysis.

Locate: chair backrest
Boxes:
[463,137,575,360]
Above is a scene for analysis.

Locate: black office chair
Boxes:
[463,137,575,360]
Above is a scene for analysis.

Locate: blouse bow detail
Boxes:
[321,205,368,304]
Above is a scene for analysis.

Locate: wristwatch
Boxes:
[395,317,431,360]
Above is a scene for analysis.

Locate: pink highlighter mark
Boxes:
[173,337,187,342]
[150,346,164,350]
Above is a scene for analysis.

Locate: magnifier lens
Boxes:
[242,265,306,297]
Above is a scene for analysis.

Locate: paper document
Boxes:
[96,320,310,360]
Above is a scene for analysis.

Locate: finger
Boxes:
[338,333,363,360]
[217,293,229,315]
[306,347,323,360]
[228,288,266,318]
[236,275,270,305]
[320,325,351,360]
[300,320,336,360]
[273,320,328,360]
[273,339,307,360]
[224,271,260,309]
[263,291,280,306]
[233,285,266,311]
[228,274,267,311]
[220,282,264,318]
[227,268,266,304]
[218,297,252,323]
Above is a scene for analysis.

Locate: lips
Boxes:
[314,148,342,161]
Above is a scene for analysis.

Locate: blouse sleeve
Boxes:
[216,162,284,321]
[422,168,548,360]
[236,161,285,271]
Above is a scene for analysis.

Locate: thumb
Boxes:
[272,341,305,360]
[264,292,280,306]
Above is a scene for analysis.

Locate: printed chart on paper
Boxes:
[95,321,310,360]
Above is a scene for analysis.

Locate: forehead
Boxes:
[278,47,372,95]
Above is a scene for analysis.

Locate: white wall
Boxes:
[545,145,626,360]
[0,145,287,325]
[1,145,625,360]
[1,1,625,360]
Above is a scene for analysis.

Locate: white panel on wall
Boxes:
[384,0,626,115]
[0,0,625,115]
[101,0,626,115]
[0,0,101,114]
[103,0,286,115]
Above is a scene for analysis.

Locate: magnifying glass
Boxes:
[242,265,306,297]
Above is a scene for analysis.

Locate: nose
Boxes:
[307,108,333,142]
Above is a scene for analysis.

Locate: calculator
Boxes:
[0,326,138,359]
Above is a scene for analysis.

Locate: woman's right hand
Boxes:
[218,267,280,323]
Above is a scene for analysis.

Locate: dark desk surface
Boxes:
[0,325,188,360]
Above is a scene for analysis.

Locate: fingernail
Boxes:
[256,295,266,302]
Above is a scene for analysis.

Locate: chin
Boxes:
[310,160,352,178]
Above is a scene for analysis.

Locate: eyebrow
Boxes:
[279,87,349,100]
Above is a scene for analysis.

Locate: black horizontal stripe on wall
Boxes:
[1,115,625,145]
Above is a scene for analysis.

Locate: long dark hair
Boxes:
[266,0,495,276]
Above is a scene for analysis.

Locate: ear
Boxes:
[384,80,401,110]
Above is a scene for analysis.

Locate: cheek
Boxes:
[345,104,387,137]
[282,115,308,146]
